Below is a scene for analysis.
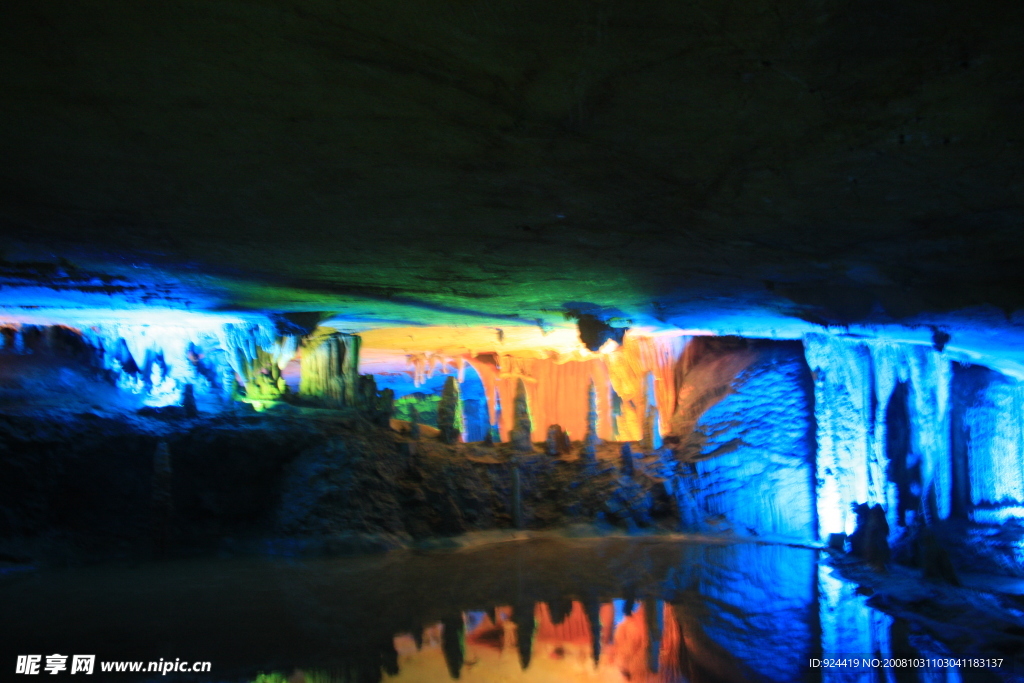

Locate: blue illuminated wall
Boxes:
[951,363,1024,524]
[673,340,818,540]
[804,334,953,537]
[0,321,297,409]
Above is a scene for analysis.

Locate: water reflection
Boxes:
[390,599,695,682]
[0,539,975,682]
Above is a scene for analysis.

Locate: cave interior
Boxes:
[2,1,1024,681]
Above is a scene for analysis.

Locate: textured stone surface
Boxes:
[671,338,816,538]
[1,0,1023,332]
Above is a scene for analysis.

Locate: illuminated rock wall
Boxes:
[298,329,362,408]
[671,339,817,539]
[951,363,1024,524]
[464,334,688,444]
[804,334,953,537]
[0,322,297,408]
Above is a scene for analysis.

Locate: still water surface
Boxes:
[0,538,957,682]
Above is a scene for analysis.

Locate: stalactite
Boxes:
[604,333,689,442]
[69,322,295,407]
[473,353,614,444]
[464,353,501,433]
[804,334,952,536]
[299,329,361,408]
[437,376,463,444]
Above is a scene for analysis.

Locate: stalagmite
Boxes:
[509,378,533,452]
[358,374,377,408]
[582,380,599,463]
[644,599,663,674]
[545,424,570,456]
[409,405,421,441]
[545,425,560,456]
[437,376,463,444]
[640,372,660,450]
[848,503,890,569]
[181,383,197,418]
[376,387,394,427]
[620,443,635,477]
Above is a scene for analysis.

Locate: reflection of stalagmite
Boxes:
[583,597,602,666]
[299,330,361,407]
[441,614,465,680]
[512,602,535,670]
[644,598,663,674]
[379,636,399,677]
[547,598,573,626]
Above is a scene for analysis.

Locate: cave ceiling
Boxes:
[2,0,1023,355]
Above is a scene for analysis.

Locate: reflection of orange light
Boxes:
[390,601,684,682]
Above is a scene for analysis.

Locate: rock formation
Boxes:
[437,376,463,445]
[509,378,533,452]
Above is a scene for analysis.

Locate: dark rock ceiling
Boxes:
[1,0,1023,332]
